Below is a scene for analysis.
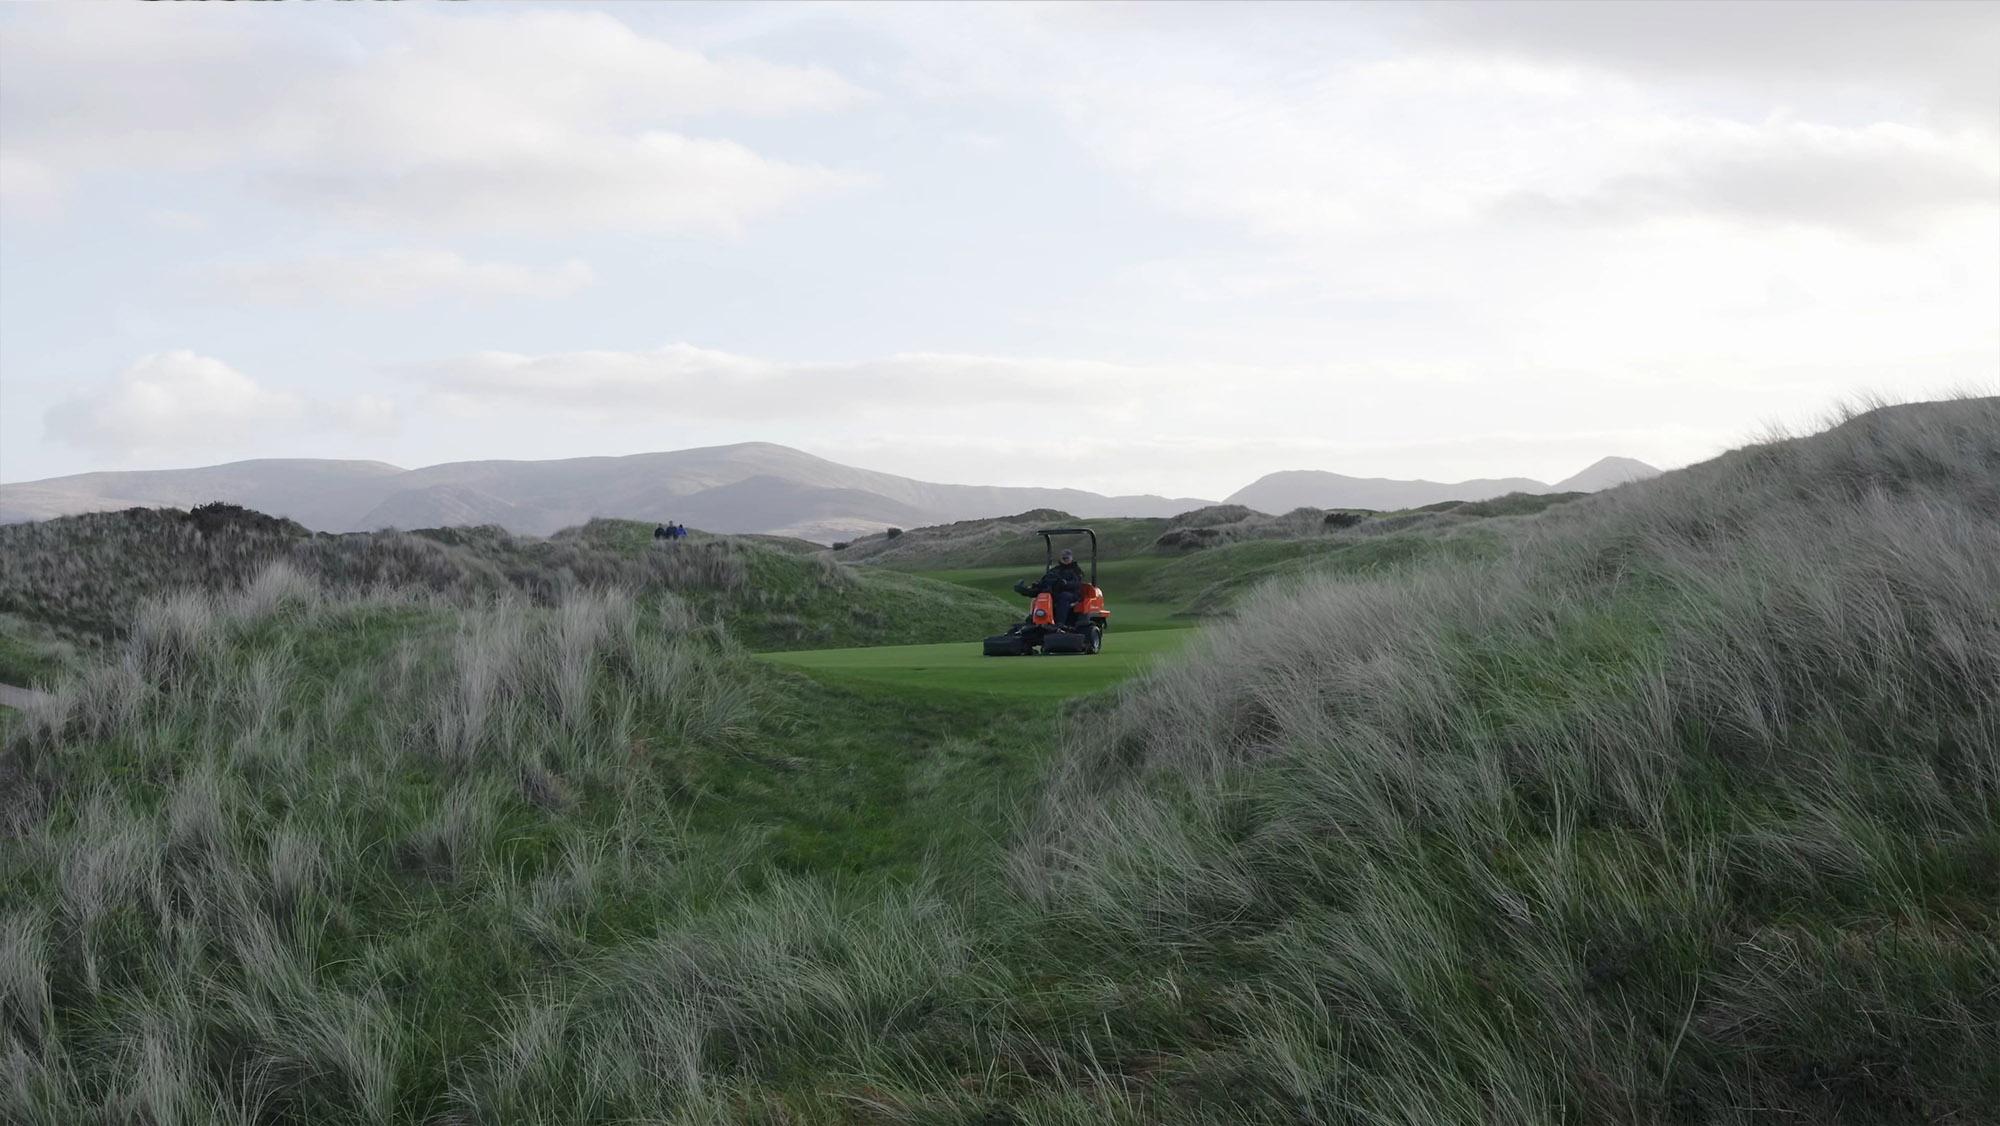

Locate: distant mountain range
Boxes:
[1225,456,1660,513]
[0,444,1210,542]
[0,446,1660,542]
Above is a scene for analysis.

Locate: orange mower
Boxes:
[982,527,1111,656]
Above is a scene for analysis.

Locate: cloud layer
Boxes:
[881,5,1997,244]
[45,352,391,457]
[1412,0,2000,117]
[206,251,596,305]
[0,7,867,232]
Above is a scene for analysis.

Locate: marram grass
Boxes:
[2,398,1996,1123]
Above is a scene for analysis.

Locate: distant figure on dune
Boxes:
[654,523,672,542]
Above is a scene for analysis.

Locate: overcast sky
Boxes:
[2,1,1994,497]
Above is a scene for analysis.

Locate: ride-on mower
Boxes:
[982,527,1111,656]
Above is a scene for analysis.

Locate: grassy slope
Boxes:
[859,495,1572,626]
[549,517,826,557]
[837,493,1586,573]
[766,627,1197,700]
[5,399,1996,1123]
[0,584,1065,1122]
[1008,397,2000,1123]
[450,518,1019,651]
[914,530,1506,627]
[912,558,1186,631]
[0,614,71,688]
[0,511,1014,659]
[380,518,1019,652]
[1125,525,1506,612]
[679,539,1014,651]
[832,509,1169,564]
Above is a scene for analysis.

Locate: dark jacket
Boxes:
[1044,561,1086,595]
[1016,561,1088,599]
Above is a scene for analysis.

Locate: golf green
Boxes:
[764,627,1196,699]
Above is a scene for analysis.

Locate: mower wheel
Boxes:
[1084,624,1102,654]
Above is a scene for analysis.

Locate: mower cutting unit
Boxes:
[982,527,1111,656]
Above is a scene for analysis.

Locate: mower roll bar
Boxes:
[1033,527,1097,586]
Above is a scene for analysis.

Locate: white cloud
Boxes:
[851,6,1995,409]
[45,351,391,456]
[1495,120,1999,237]
[1410,1,2000,119]
[0,7,868,234]
[274,133,863,237]
[206,250,596,305]
[1077,56,1991,243]
[866,6,1994,243]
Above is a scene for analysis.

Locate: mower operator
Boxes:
[1045,548,1088,625]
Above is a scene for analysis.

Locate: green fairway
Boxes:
[765,625,1195,699]
[912,559,1189,631]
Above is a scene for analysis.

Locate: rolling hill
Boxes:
[2,443,1661,543]
[1227,455,1660,511]
[1550,454,1662,491]
[0,443,1210,543]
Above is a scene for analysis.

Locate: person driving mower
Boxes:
[1014,547,1087,625]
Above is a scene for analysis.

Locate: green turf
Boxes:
[912,558,1189,632]
[912,538,1507,629]
[693,671,1062,880]
[0,611,76,687]
[550,519,1022,651]
[763,626,1195,699]
[840,513,1176,568]
[1126,529,1507,612]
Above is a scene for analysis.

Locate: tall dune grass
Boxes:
[0,508,1008,659]
[0,510,751,651]
[0,575,766,1123]
[2,398,1995,1123]
[1013,398,2000,1122]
